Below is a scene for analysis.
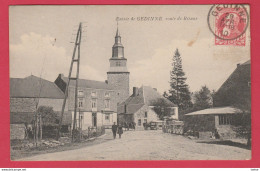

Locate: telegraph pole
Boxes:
[57,22,82,141]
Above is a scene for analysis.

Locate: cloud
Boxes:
[10,32,103,82]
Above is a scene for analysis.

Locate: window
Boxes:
[92,113,97,127]
[144,119,147,123]
[91,99,97,108]
[91,91,97,97]
[78,98,83,108]
[105,99,110,109]
[124,104,127,113]
[79,113,84,120]
[138,119,141,126]
[145,112,148,118]
[105,114,110,120]
[105,92,110,97]
[170,107,176,115]
[219,115,232,125]
[78,90,84,96]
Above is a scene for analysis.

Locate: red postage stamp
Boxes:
[207,5,249,46]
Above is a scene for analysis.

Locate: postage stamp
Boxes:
[207,4,249,46]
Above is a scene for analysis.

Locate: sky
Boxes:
[9,5,250,94]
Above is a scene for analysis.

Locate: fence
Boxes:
[81,126,105,139]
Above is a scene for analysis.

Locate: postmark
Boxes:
[207,4,249,46]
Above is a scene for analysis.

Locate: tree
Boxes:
[168,48,192,111]
[37,106,59,126]
[193,86,213,110]
[36,106,59,139]
[150,98,175,120]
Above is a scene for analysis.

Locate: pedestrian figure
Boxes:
[124,122,127,131]
[143,122,146,130]
[117,124,123,138]
[133,122,136,130]
[112,122,118,139]
[129,122,133,130]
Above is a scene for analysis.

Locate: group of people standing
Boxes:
[123,122,136,131]
[111,121,137,139]
[111,122,123,139]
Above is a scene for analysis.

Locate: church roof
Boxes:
[10,75,65,98]
[116,27,120,37]
[60,75,113,90]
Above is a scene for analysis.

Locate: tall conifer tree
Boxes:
[168,48,192,110]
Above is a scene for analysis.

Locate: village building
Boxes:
[54,74,118,129]
[118,86,178,130]
[185,106,243,139]
[10,75,72,140]
[54,26,130,130]
[184,60,251,139]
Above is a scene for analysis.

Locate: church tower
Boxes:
[107,25,130,104]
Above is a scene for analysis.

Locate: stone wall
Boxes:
[215,115,237,139]
[10,97,65,113]
[107,73,129,105]
[10,124,25,140]
[10,98,37,113]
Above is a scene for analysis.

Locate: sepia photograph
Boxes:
[9,5,251,161]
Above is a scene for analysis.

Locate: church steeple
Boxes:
[112,23,124,58]
[107,23,130,103]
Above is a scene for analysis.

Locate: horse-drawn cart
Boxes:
[163,119,184,135]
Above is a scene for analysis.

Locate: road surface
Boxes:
[18,130,251,161]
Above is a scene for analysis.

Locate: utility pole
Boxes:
[79,109,82,141]
[40,114,42,140]
[57,22,82,142]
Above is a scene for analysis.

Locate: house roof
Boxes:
[142,86,175,106]
[241,60,250,65]
[60,75,113,90]
[213,59,250,107]
[10,75,64,98]
[118,86,176,114]
[185,106,242,116]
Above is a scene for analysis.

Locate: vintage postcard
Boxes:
[9,5,251,161]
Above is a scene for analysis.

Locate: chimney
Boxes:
[153,88,157,91]
[59,73,64,78]
[237,63,240,67]
[133,87,138,96]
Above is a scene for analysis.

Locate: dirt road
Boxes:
[18,130,251,161]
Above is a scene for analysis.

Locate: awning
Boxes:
[185,106,242,116]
